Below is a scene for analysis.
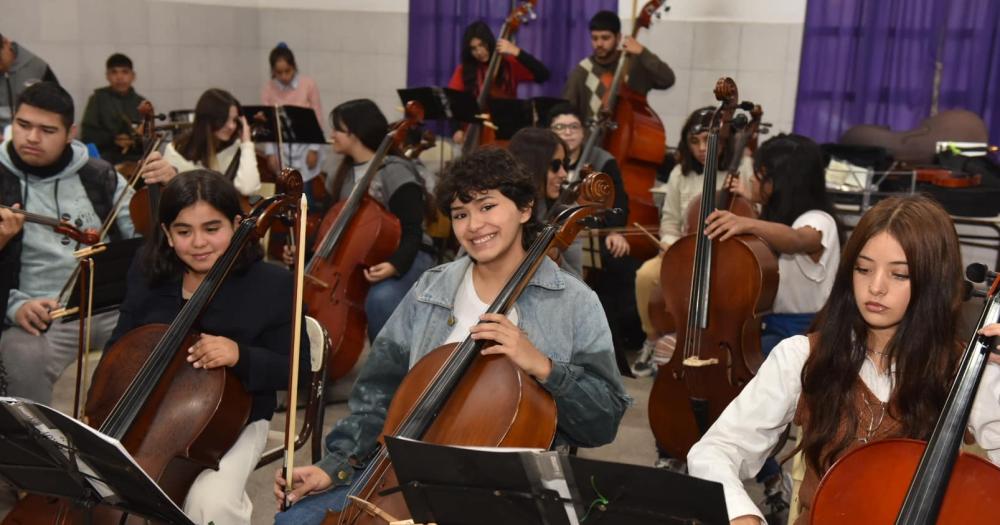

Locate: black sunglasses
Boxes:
[549,158,570,172]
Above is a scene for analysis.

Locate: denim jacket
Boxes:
[316,256,631,484]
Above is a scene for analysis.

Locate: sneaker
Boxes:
[762,471,792,525]
[630,339,657,377]
[653,456,687,474]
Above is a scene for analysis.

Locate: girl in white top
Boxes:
[689,194,1000,524]
[162,89,260,197]
[705,134,841,357]
[632,106,752,377]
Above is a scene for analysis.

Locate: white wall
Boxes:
[619,0,807,144]
[0,0,408,132]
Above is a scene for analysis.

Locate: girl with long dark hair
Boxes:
[447,20,549,145]
[104,169,306,524]
[148,88,260,197]
[507,128,577,273]
[324,98,435,341]
[705,134,841,356]
[447,20,549,100]
[688,194,1000,524]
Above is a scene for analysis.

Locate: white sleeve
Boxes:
[687,335,809,522]
[791,210,839,282]
[659,165,685,245]
[969,362,1000,465]
[232,141,261,196]
[163,142,197,173]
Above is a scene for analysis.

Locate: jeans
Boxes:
[761,313,815,359]
[273,485,348,525]
[365,251,434,342]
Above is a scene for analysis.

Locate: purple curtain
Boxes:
[936,0,1000,144]
[793,0,940,143]
[406,0,616,99]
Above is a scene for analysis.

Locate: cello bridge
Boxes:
[682,356,720,368]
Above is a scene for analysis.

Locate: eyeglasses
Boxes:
[550,123,583,133]
[549,159,570,172]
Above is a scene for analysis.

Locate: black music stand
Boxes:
[56,237,143,323]
[385,437,729,525]
[0,397,195,525]
[242,105,327,144]
[397,87,480,124]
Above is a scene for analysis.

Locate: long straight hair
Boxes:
[507,127,567,221]
[327,99,391,200]
[460,21,505,96]
[755,134,841,236]
[173,88,241,169]
[141,169,261,286]
[800,195,963,473]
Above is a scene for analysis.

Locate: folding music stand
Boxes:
[397,87,479,124]
[242,105,327,144]
[385,437,729,525]
[0,397,195,525]
[53,237,143,323]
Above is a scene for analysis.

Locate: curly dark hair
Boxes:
[141,169,262,286]
[435,147,541,249]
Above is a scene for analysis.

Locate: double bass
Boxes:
[647,77,778,461]
[322,170,616,525]
[3,170,305,524]
[593,0,671,261]
[810,264,1000,524]
[460,1,538,157]
[302,102,424,380]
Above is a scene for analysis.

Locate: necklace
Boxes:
[860,394,887,443]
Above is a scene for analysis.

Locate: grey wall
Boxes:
[0,0,409,133]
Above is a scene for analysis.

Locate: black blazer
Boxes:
[106,257,309,422]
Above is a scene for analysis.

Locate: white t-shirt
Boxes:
[772,210,840,314]
[444,265,519,344]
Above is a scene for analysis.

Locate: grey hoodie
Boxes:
[1,43,58,129]
[0,139,134,323]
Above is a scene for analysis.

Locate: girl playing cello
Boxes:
[632,106,753,377]
[688,194,1000,524]
[139,89,260,197]
[323,98,435,341]
[272,147,629,524]
[103,169,307,524]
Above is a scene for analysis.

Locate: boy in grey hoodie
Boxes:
[0,81,134,405]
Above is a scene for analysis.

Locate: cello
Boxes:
[595,0,671,261]
[460,1,538,157]
[127,100,164,237]
[647,77,778,461]
[321,169,616,525]
[810,265,1000,524]
[646,104,768,338]
[2,169,305,525]
[302,102,424,381]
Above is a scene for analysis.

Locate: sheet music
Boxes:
[0,397,185,516]
[521,451,581,525]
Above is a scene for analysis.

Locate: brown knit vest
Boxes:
[792,381,904,524]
